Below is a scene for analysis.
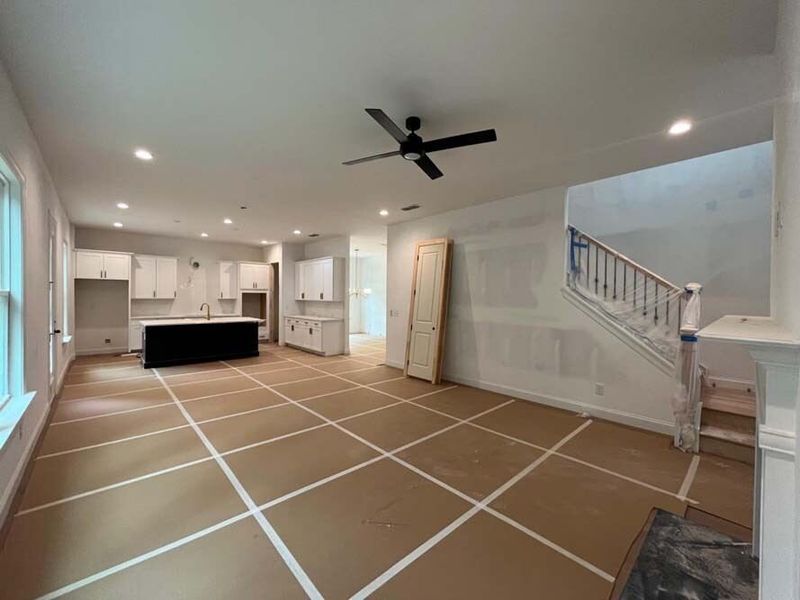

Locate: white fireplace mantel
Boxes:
[698,314,799,600]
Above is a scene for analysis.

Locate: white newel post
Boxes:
[698,316,799,600]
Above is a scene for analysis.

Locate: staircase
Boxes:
[699,380,756,464]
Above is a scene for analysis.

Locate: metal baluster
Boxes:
[613,256,618,300]
[623,264,627,301]
[666,297,670,326]
[584,237,589,288]
[633,269,637,308]
[654,284,659,324]
[603,251,608,298]
[594,243,599,294]
[643,277,648,316]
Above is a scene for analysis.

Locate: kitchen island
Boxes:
[140,316,262,368]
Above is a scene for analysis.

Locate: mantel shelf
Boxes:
[697,315,800,349]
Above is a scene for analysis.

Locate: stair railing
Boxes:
[567,225,685,363]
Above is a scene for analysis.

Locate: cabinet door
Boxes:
[239,263,255,290]
[253,264,269,291]
[320,258,333,301]
[75,251,104,279]
[294,262,306,300]
[103,254,130,280]
[304,261,323,301]
[132,256,157,298]
[308,325,323,352]
[156,257,178,299]
[219,262,237,299]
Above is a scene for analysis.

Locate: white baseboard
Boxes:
[76,346,128,356]
[442,372,675,436]
[387,357,675,435]
[0,395,49,526]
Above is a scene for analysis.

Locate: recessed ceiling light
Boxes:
[308,233,320,238]
[379,209,389,217]
[668,119,692,136]
[200,232,209,238]
[293,229,302,235]
[223,218,233,224]
[133,148,154,161]
[260,240,270,245]
[113,222,123,228]
[116,202,129,210]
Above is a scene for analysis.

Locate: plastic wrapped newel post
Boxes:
[672,283,702,452]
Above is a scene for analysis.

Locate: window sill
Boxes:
[62,335,73,345]
[0,391,38,455]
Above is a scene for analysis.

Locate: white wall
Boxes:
[74,227,264,353]
[349,236,387,337]
[387,187,676,432]
[0,63,73,522]
[263,241,304,346]
[569,142,773,382]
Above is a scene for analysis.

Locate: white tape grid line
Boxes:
[152,368,324,600]
[677,454,701,501]
[37,374,415,460]
[28,380,509,597]
[270,353,699,507]
[30,349,698,597]
[350,420,611,599]
[220,360,614,592]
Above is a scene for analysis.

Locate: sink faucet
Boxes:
[200,303,211,320]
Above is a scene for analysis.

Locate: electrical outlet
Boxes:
[104,338,111,344]
[594,383,605,396]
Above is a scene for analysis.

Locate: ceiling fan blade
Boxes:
[422,129,497,153]
[342,150,401,166]
[365,108,408,144]
[415,155,443,180]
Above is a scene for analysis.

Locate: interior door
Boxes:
[47,214,58,394]
[103,254,130,280]
[133,256,156,298]
[75,251,104,279]
[405,239,452,383]
[156,257,177,298]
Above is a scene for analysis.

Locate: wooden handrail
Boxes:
[568,226,681,293]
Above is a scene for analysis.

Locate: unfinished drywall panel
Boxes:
[569,142,773,383]
[387,186,676,431]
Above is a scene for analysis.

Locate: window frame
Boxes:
[0,152,26,404]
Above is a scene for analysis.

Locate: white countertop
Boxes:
[139,317,263,327]
[285,315,343,322]
[133,313,242,320]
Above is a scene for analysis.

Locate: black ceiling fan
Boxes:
[343,108,497,180]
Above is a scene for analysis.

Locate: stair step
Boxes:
[701,387,756,418]
[699,425,755,464]
[700,425,755,446]
[701,409,755,436]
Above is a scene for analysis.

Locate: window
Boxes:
[0,156,24,402]
[62,239,70,339]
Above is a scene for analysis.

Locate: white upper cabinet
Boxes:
[75,250,130,280]
[219,261,238,299]
[132,255,178,299]
[239,262,269,291]
[294,257,343,301]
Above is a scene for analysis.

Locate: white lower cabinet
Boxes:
[129,320,143,351]
[284,317,343,356]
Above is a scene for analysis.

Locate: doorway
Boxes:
[47,213,58,396]
[348,236,387,338]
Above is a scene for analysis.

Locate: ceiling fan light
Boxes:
[402,151,422,161]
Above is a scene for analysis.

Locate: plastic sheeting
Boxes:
[567,233,683,363]
[672,283,702,452]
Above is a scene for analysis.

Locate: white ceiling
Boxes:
[0,1,779,246]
